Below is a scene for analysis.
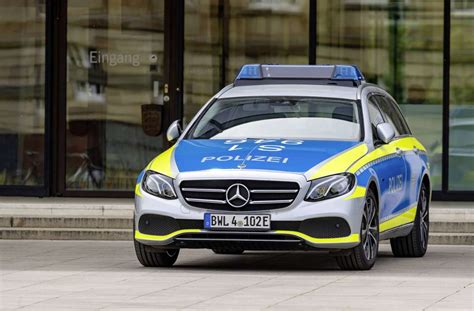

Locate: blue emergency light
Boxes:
[235,64,365,83]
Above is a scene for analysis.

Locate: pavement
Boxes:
[0,241,473,310]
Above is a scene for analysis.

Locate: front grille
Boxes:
[180,179,300,211]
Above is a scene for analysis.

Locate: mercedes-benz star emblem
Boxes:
[225,183,250,208]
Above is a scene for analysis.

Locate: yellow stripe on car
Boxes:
[135,229,202,241]
[135,184,143,197]
[344,186,366,200]
[310,143,368,180]
[148,145,177,177]
[349,137,426,174]
[275,231,360,244]
[136,229,359,244]
[379,205,417,232]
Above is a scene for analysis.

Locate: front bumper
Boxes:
[135,171,365,250]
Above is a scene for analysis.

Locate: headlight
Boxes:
[305,173,355,201]
[142,171,177,199]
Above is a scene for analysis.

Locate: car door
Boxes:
[377,95,423,207]
[368,95,408,221]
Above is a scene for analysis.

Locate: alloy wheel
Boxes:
[362,196,378,261]
[419,188,429,249]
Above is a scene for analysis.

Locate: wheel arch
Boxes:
[420,173,431,201]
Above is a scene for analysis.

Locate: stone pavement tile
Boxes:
[191,289,302,308]
[184,305,265,311]
[101,302,178,311]
[1,293,61,309]
[18,297,112,310]
[425,285,474,310]
[273,295,434,310]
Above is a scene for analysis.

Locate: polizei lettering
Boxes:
[199,139,304,164]
[201,155,289,163]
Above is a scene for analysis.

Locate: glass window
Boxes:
[375,96,411,136]
[226,0,309,83]
[317,0,444,190]
[0,1,45,186]
[367,97,384,142]
[187,97,361,141]
[184,0,222,124]
[449,2,474,191]
[66,1,165,190]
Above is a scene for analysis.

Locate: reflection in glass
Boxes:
[0,1,45,186]
[449,2,474,190]
[226,0,309,82]
[316,1,444,190]
[184,0,222,124]
[66,1,165,190]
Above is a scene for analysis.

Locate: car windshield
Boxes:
[186,97,362,141]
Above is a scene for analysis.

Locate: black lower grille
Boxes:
[298,217,351,238]
[179,179,300,211]
[174,232,303,250]
[138,214,202,235]
[138,214,351,239]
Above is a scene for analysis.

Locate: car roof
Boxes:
[218,84,359,101]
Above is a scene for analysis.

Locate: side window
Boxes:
[374,96,411,136]
[386,97,412,135]
[367,97,384,142]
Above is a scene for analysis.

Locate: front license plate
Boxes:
[204,213,270,230]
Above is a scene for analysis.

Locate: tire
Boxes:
[390,183,429,257]
[134,239,179,267]
[336,188,379,270]
[212,248,244,255]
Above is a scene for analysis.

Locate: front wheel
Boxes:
[390,183,429,257]
[134,239,179,267]
[336,188,379,270]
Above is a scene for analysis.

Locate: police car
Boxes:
[134,64,431,270]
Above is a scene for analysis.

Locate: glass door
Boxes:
[0,1,47,196]
[64,0,172,194]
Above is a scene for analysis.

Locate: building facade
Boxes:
[0,0,472,200]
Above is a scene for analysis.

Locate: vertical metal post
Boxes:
[441,0,450,193]
[309,0,316,64]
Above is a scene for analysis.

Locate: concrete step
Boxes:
[1,217,472,233]
[0,216,132,229]
[428,233,474,246]
[430,221,474,233]
[0,227,472,245]
[0,227,132,240]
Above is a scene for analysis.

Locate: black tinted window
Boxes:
[368,97,384,141]
[375,96,411,136]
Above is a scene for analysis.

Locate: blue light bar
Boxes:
[332,65,365,80]
[235,64,262,80]
[234,64,365,82]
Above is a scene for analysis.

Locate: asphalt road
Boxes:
[0,241,472,310]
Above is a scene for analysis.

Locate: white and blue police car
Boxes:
[134,64,431,270]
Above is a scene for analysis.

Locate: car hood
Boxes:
[173,139,362,174]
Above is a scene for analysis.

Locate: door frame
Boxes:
[50,0,184,198]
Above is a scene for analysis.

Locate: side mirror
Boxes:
[376,122,395,144]
[167,120,182,142]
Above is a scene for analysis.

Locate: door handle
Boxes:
[395,147,403,156]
